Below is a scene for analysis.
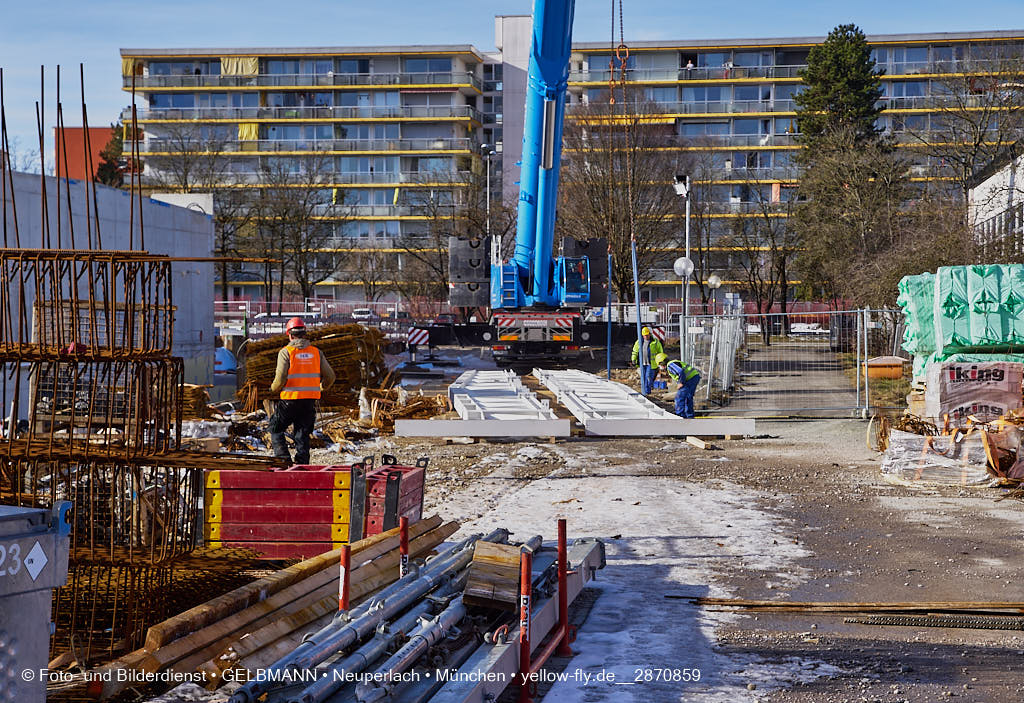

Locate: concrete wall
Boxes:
[2,172,215,385]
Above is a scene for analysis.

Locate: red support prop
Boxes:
[518,549,533,703]
[556,518,573,656]
[399,516,410,577]
[338,544,351,611]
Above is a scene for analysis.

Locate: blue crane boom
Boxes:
[491,0,589,310]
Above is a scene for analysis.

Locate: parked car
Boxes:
[351,307,375,321]
[432,313,457,324]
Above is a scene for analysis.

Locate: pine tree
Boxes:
[795,24,884,143]
[95,123,124,187]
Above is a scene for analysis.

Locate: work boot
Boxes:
[270,436,292,467]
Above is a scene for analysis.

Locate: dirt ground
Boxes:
[358,418,1024,702]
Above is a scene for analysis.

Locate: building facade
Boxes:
[121,24,1024,304]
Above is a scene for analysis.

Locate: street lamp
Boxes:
[708,273,722,316]
[674,255,694,359]
[481,143,497,266]
[673,174,692,357]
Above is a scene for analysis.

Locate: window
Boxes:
[774,84,803,101]
[697,52,728,68]
[775,49,809,66]
[404,58,452,73]
[588,54,634,71]
[150,93,195,109]
[266,91,333,107]
[679,121,729,136]
[266,59,300,75]
[887,81,926,97]
[644,87,677,103]
[732,118,759,135]
[682,86,722,103]
[338,59,370,74]
[734,85,771,102]
[733,51,772,67]
[149,60,220,76]
[774,117,798,134]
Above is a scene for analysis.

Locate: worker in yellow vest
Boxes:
[268,317,336,465]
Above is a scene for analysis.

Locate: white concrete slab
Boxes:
[584,417,756,436]
[395,418,572,438]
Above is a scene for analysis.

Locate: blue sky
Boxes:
[0,0,1020,167]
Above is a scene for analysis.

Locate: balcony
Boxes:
[714,166,802,181]
[192,170,473,186]
[127,104,482,122]
[134,137,475,154]
[571,65,805,83]
[126,71,482,92]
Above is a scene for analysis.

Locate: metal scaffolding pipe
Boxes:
[292,574,468,703]
[230,530,509,703]
[355,596,468,703]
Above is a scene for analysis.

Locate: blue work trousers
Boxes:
[675,375,701,418]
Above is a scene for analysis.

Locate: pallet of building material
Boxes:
[237,323,390,413]
[183,383,214,419]
[880,428,993,486]
[924,360,1024,425]
[463,541,523,611]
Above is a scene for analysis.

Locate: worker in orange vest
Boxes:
[268,317,336,465]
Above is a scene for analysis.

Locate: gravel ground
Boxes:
[341,417,1024,702]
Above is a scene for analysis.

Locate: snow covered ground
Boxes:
[450,440,841,701]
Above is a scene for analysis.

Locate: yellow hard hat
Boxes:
[655,353,668,365]
[641,326,651,336]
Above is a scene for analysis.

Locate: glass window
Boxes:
[775,117,798,134]
[682,86,721,102]
[232,92,258,108]
[775,84,802,100]
[680,121,729,136]
[267,59,300,75]
[150,93,195,109]
[733,51,771,67]
[588,54,634,71]
[644,87,677,103]
[732,118,759,135]
[734,85,760,101]
[338,59,369,73]
[697,52,728,68]
[405,58,452,73]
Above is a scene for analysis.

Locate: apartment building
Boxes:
[120,44,500,301]
[121,24,1024,303]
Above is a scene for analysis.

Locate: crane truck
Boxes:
[415,0,661,364]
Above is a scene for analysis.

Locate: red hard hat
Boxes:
[286,317,306,333]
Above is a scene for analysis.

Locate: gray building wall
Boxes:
[2,171,215,385]
[495,15,531,206]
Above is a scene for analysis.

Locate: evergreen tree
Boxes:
[95,123,124,187]
[795,24,884,143]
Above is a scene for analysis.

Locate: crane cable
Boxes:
[613,1,637,249]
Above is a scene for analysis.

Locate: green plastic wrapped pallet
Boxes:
[897,272,935,355]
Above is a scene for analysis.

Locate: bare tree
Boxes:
[558,92,688,302]
[142,122,231,191]
[347,247,396,302]
[904,48,1024,213]
[240,152,353,306]
[212,188,257,300]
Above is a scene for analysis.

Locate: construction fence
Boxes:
[679,309,907,417]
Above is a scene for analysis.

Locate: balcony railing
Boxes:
[191,170,473,185]
[572,65,806,83]
[127,104,482,122]
[134,137,475,153]
[126,71,481,91]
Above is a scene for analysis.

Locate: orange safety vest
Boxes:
[280,345,322,400]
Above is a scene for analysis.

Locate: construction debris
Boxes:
[238,324,390,413]
[183,383,214,419]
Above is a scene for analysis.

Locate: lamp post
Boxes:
[708,273,722,316]
[673,255,694,360]
[481,143,497,266]
[673,174,692,358]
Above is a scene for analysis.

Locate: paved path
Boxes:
[722,340,859,417]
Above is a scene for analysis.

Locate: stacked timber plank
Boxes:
[87,518,457,700]
[238,323,390,412]
[463,541,522,611]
